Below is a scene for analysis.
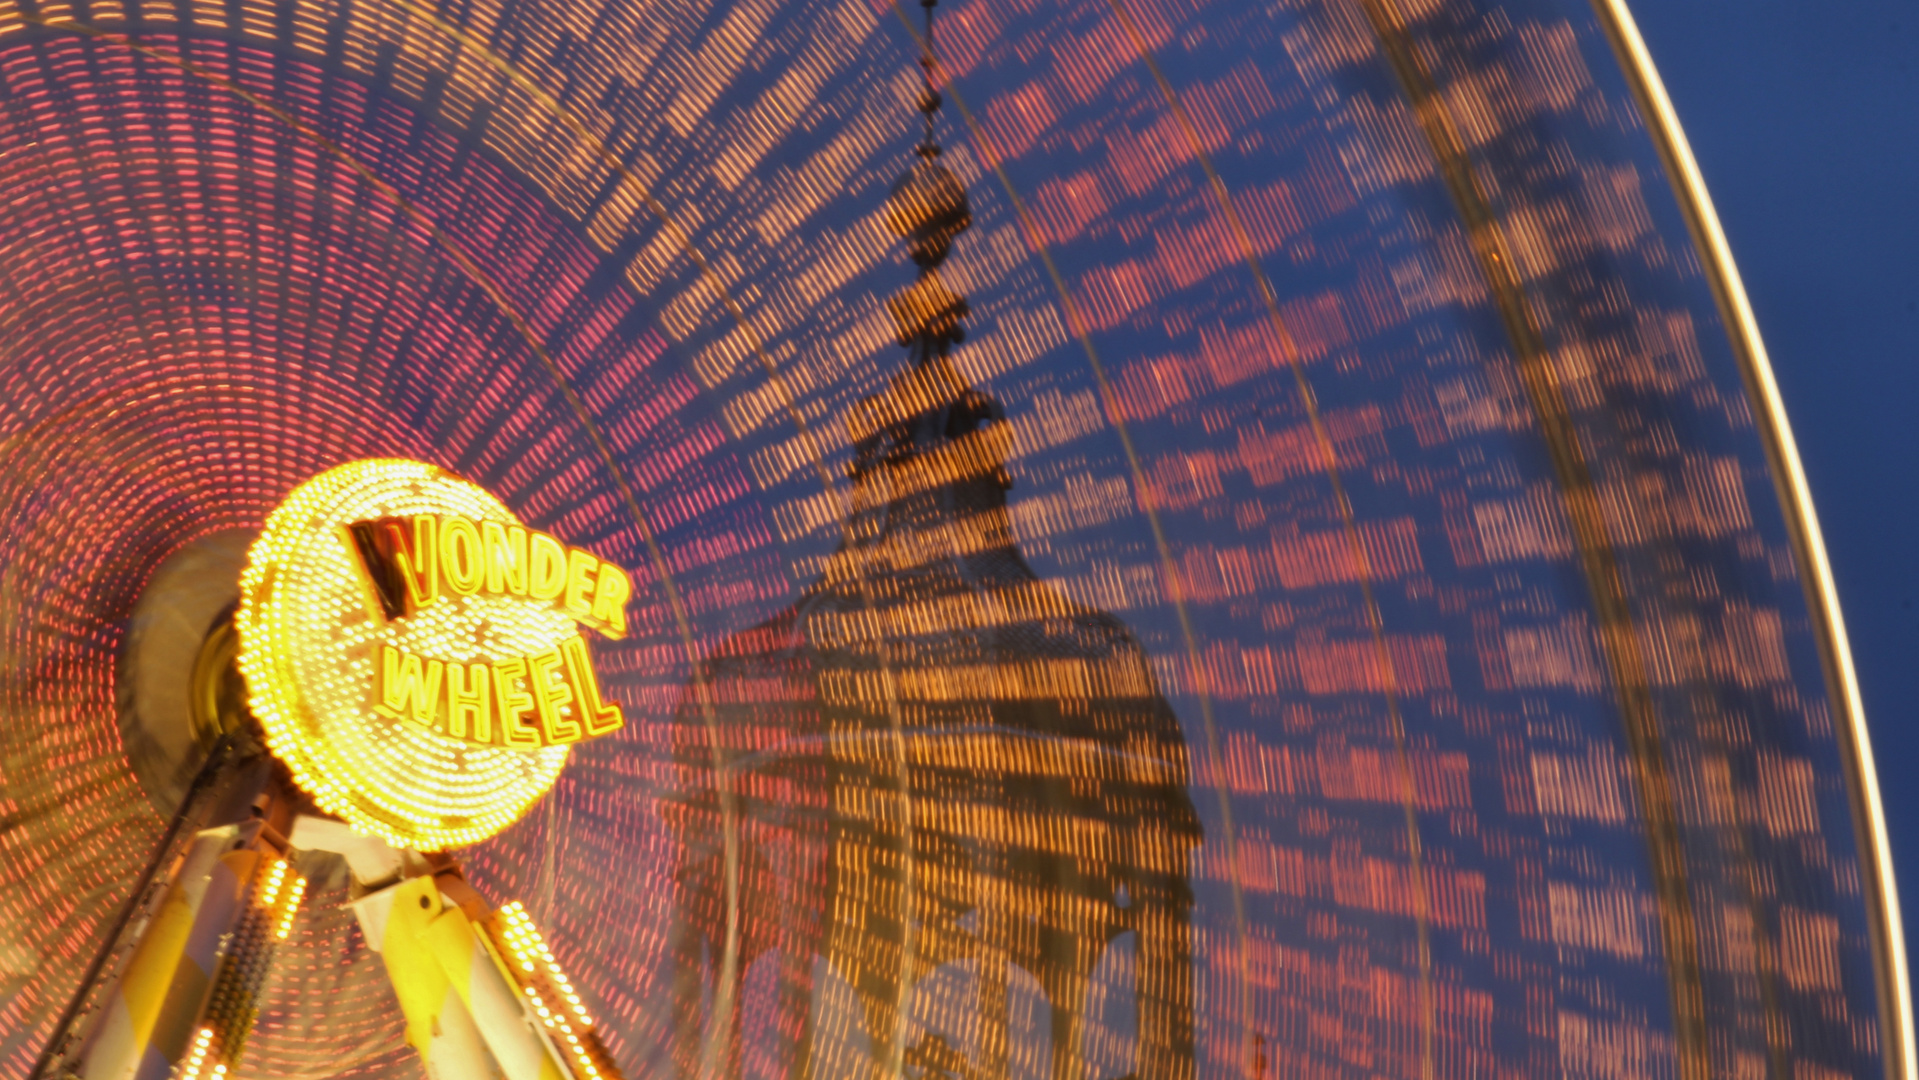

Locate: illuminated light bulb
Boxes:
[275,876,307,939]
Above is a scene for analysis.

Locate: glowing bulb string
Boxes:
[478,901,620,1080]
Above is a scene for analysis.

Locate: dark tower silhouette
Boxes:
[660,4,1201,1076]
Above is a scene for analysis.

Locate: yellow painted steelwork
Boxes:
[373,875,621,1080]
[77,827,306,1080]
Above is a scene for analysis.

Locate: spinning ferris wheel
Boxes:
[0,0,1906,1077]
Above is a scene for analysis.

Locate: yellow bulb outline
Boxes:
[236,458,573,849]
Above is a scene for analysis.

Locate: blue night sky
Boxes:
[1633,0,1919,995]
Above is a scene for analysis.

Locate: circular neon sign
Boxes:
[236,458,630,849]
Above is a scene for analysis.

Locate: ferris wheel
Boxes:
[0,0,1907,1077]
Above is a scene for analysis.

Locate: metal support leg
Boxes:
[338,844,624,1080]
[37,753,307,1080]
[68,820,305,1080]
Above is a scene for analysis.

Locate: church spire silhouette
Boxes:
[661,7,1201,1077]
